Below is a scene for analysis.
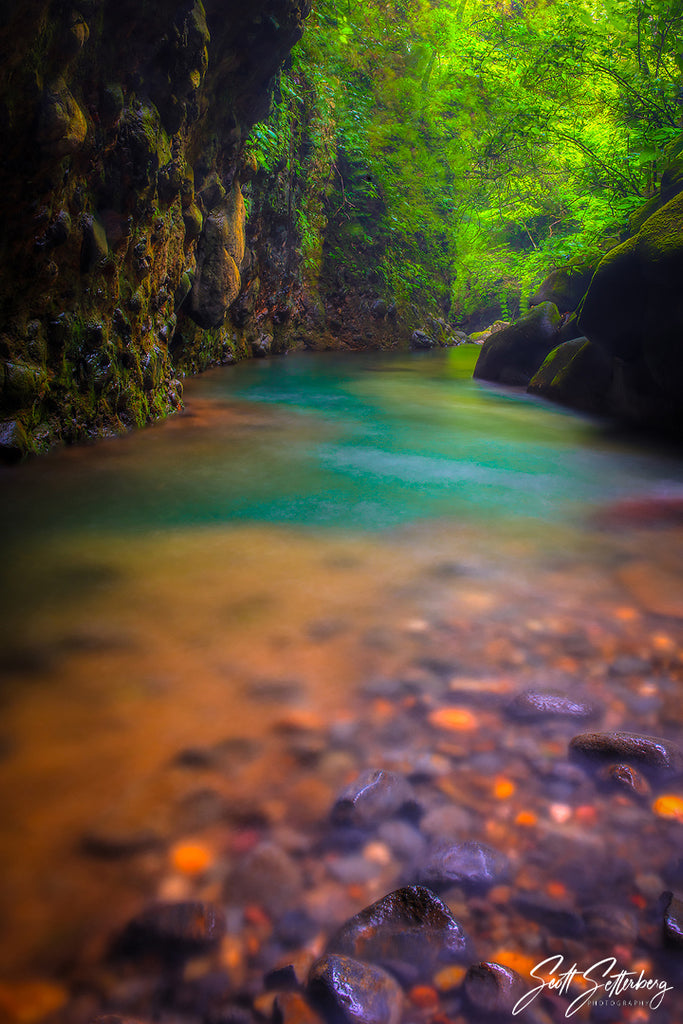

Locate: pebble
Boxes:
[81,827,163,859]
[463,961,526,1016]
[116,901,226,960]
[331,769,418,828]
[598,763,651,799]
[274,992,325,1024]
[326,885,470,984]
[583,904,638,945]
[664,892,683,946]
[569,731,683,777]
[505,690,598,722]
[307,954,403,1024]
[511,893,585,938]
[228,842,303,914]
[376,820,426,861]
[417,840,509,893]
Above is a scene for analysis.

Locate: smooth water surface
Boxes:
[2,347,683,1020]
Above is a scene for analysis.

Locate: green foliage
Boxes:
[250,0,683,320]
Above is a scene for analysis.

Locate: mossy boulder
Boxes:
[579,189,683,428]
[528,262,597,314]
[473,302,562,386]
[527,337,613,415]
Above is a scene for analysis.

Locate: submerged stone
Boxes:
[331,769,418,828]
[326,886,470,984]
[464,962,526,1016]
[505,690,598,723]
[664,892,683,946]
[569,731,683,777]
[116,900,226,959]
[417,840,509,893]
[308,954,403,1024]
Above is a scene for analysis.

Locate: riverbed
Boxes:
[2,346,683,1023]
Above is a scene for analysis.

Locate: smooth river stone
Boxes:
[663,892,683,947]
[417,840,509,893]
[117,900,226,959]
[326,886,470,984]
[308,954,403,1024]
[569,732,683,777]
[331,769,418,827]
[505,690,598,722]
[464,962,526,1015]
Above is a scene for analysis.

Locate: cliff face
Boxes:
[0,0,310,459]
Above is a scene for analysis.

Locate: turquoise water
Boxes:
[2,345,683,986]
[2,345,683,541]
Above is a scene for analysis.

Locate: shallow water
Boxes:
[2,346,683,1021]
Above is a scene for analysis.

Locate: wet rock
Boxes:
[275,909,319,949]
[511,893,585,938]
[473,302,562,386]
[419,805,473,841]
[331,769,418,828]
[584,904,638,945]
[38,77,88,156]
[569,731,683,778]
[326,853,384,886]
[326,886,470,984]
[663,891,683,946]
[307,954,403,1024]
[506,690,599,723]
[410,330,436,350]
[81,215,109,272]
[252,333,273,358]
[417,840,509,893]
[81,826,163,859]
[597,763,651,799]
[116,901,226,960]
[274,992,325,1024]
[228,842,303,914]
[0,419,29,462]
[464,961,526,1016]
[377,821,426,861]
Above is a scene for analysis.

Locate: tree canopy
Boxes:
[248,0,683,321]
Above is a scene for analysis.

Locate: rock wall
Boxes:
[0,0,310,459]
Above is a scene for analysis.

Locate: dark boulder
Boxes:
[527,337,613,415]
[663,891,683,946]
[578,190,683,430]
[528,262,597,313]
[326,886,470,984]
[473,302,562,386]
[307,954,403,1024]
[410,330,436,350]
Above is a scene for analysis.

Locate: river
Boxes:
[1,346,683,1022]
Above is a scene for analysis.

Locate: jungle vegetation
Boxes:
[248,0,683,321]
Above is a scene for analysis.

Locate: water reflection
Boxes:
[1,348,683,1021]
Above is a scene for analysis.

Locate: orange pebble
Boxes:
[433,965,467,992]
[615,606,638,621]
[372,698,395,720]
[493,776,515,800]
[170,841,213,876]
[653,632,675,651]
[574,804,598,825]
[408,985,439,1009]
[490,950,538,977]
[515,810,538,827]
[546,881,567,899]
[244,904,271,927]
[653,794,683,821]
[428,707,478,732]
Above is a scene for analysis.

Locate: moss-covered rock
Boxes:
[528,260,598,314]
[579,189,683,431]
[473,302,562,386]
[527,337,613,415]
